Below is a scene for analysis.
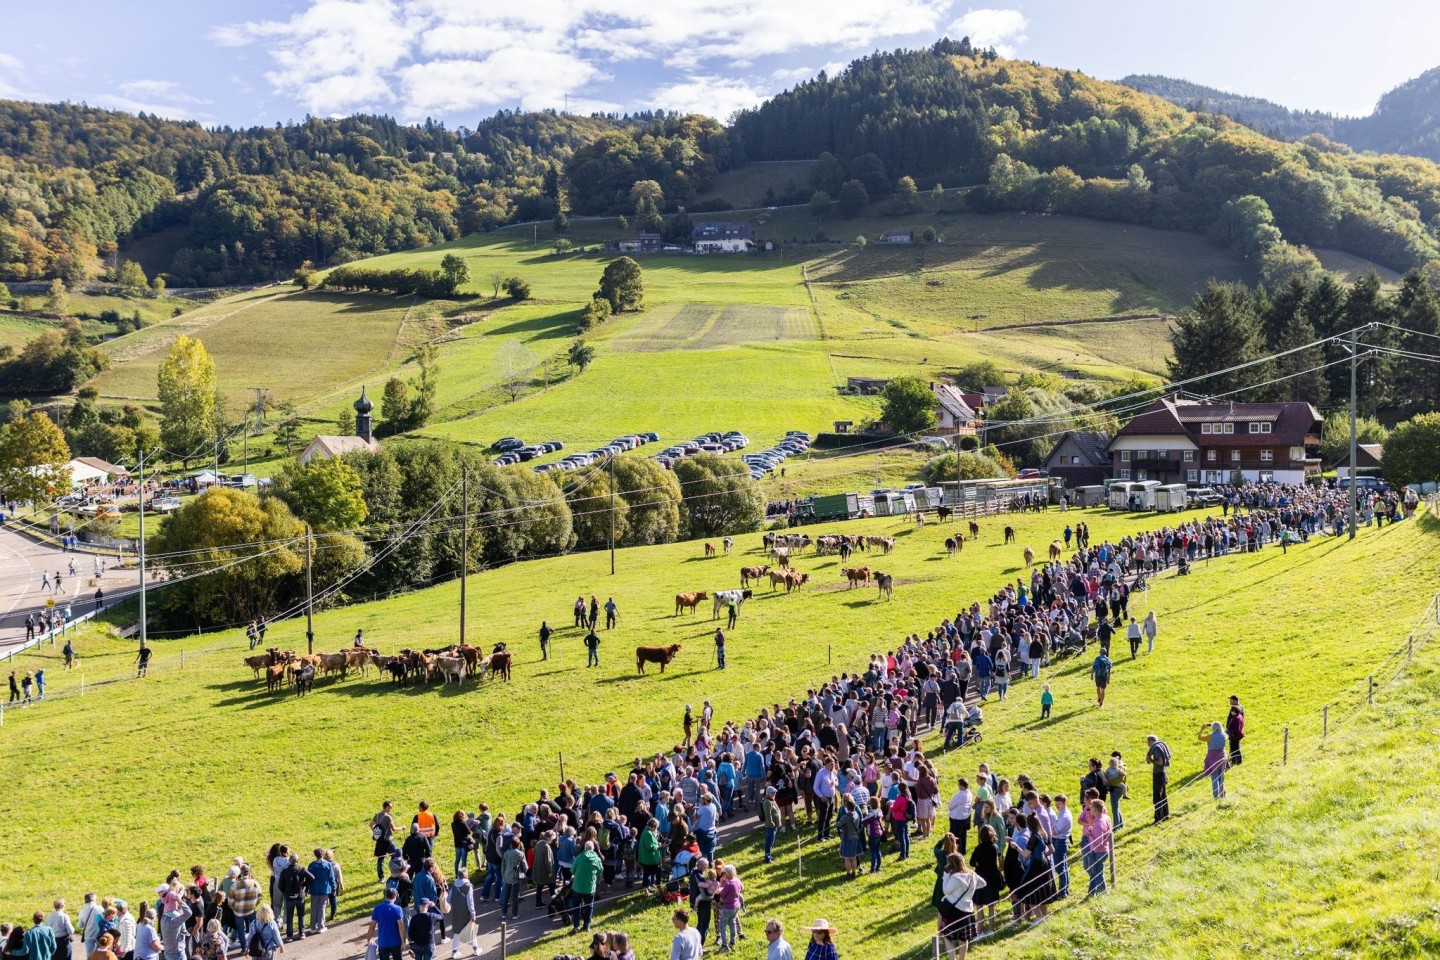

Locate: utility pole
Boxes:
[304,524,314,654]
[1348,326,1358,541]
[242,417,250,476]
[609,453,617,576]
[137,448,147,650]
[460,463,469,644]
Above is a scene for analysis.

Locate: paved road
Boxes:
[0,525,140,655]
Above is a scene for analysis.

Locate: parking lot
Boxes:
[491,428,812,478]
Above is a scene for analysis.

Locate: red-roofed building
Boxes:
[1108,397,1322,485]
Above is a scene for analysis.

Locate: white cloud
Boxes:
[946,7,1028,57]
[649,75,767,122]
[0,52,22,98]
[96,80,213,121]
[213,0,955,120]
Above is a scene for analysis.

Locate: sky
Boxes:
[0,0,1436,128]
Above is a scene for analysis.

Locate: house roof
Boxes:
[692,221,754,241]
[71,457,129,476]
[1115,397,1322,447]
[881,229,914,239]
[1332,443,1383,468]
[1044,431,1112,468]
[300,435,381,461]
[932,383,978,422]
[960,391,985,410]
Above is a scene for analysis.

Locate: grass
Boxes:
[1,504,1436,960]
[698,161,818,210]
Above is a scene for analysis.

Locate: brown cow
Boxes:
[768,570,792,591]
[945,535,963,557]
[344,648,370,675]
[674,591,708,615]
[1023,546,1036,569]
[455,644,482,672]
[486,651,513,682]
[740,565,770,588]
[785,571,810,593]
[704,542,717,557]
[244,654,270,679]
[844,566,872,588]
[636,643,682,674]
[1049,540,1063,561]
[969,520,980,539]
[318,651,349,678]
[265,662,287,693]
[875,571,894,600]
[434,655,466,685]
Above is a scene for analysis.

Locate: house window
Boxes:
[1207,450,1217,462]
[1223,423,1235,434]
[1136,469,1147,481]
[1118,468,1131,480]
[1260,449,1273,462]
[1231,450,1241,462]
[1120,450,1131,462]
[1071,455,1081,465]
[1187,469,1198,482]
[1290,446,1304,462]
[1249,422,1261,434]
[1183,450,1195,462]
[1201,423,1212,434]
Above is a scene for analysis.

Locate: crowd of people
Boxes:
[14,480,1394,960]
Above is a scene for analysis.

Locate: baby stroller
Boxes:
[960,710,984,747]
[1176,556,1191,576]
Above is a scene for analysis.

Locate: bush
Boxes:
[503,277,532,300]
[320,266,459,298]
[921,451,1012,484]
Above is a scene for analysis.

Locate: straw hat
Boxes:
[803,919,838,933]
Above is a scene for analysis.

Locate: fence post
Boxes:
[1409,635,1414,662]
[180,650,185,670]
[499,923,507,960]
[558,752,565,783]
[1322,705,1328,739]
[1107,841,1116,888]
[797,834,803,879]
[1282,726,1289,765]
[80,674,85,696]
[1368,675,1374,705]
[828,644,832,665]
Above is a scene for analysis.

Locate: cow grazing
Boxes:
[265,662,287,693]
[740,565,770,588]
[1049,540,1064,561]
[722,537,734,555]
[704,542,717,558]
[875,572,895,600]
[772,547,791,569]
[969,520,981,539]
[244,654,270,679]
[434,655,466,685]
[1023,546,1036,569]
[1004,525,1016,544]
[844,566,872,588]
[636,644,682,674]
[945,535,963,557]
[713,588,752,619]
[674,591,708,616]
[295,664,315,696]
[936,506,952,523]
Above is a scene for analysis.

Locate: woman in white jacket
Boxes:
[937,853,987,959]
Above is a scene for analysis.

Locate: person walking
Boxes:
[135,643,152,678]
[1143,611,1158,654]
[1090,650,1111,707]
[364,888,404,960]
[1145,735,1172,822]
[1125,618,1142,659]
[713,628,727,670]
[604,598,618,629]
[1039,684,1053,720]
[1199,722,1229,798]
[371,801,398,882]
[585,628,601,667]
[539,621,552,660]
[1226,695,1245,766]
[937,854,985,960]
[446,869,477,959]
[726,598,738,630]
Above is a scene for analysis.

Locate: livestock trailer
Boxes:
[1154,483,1189,512]
[1070,485,1107,508]
[809,492,861,521]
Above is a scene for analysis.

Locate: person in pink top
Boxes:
[1079,799,1112,896]
[714,864,744,950]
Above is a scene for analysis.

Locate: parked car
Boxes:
[642,432,660,442]
[1188,487,1225,507]
[1016,468,1044,479]
[149,496,183,513]
[785,430,811,441]
[491,437,524,451]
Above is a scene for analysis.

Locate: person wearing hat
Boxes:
[1225,696,1245,766]
[801,919,838,960]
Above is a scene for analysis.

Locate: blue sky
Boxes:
[0,1,1436,128]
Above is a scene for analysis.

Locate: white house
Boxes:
[691,222,754,253]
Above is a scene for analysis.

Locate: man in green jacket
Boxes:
[637,819,663,893]
[570,840,603,932]
[26,911,58,960]
[760,786,782,864]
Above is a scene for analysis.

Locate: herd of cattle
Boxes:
[242,643,513,695]
[241,513,1063,693]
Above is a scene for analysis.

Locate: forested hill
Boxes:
[1123,68,1440,164]
[0,104,642,286]
[727,43,1440,275]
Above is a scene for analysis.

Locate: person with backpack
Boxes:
[277,856,311,941]
[371,801,398,882]
[1090,651,1112,707]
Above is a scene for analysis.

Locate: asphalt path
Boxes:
[0,524,140,655]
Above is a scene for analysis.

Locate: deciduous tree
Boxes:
[596,257,644,312]
[880,375,938,435]
[672,454,763,538]
[0,411,70,504]
[495,340,538,401]
[157,335,217,467]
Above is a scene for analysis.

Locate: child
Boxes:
[160,879,183,914]
[1040,684,1053,719]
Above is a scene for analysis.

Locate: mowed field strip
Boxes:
[1,506,1435,960]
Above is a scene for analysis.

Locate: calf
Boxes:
[945,535,963,557]
[704,542,717,558]
[785,571,809,593]
[722,537,733,555]
[1004,525,1016,544]
[875,572,894,600]
[969,520,980,539]
[295,664,315,696]
[434,655,466,685]
[844,566,872,588]
[1023,546,1036,569]
[636,643,682,674]
[265,662,287,693]
[936,506,952,523]
[1049,539,1064,561]
[674,591,708,616]
[244,654,270,679]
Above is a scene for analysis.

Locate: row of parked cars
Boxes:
[739,431,811,480]
[653,430,751,469]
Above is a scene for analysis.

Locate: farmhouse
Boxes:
[612,233,662,254]
[67,457,130,487]
[1109,397,1322,485]
[1332,443,1383,479]
[930,382,980,436]
[1042,431,1112,488]
[299,387,380,465]
[845,376,890,395]
[881,229,914,244]
[692,221,754,253]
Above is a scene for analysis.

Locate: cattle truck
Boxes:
[810,492,861,521]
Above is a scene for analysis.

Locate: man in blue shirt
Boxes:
[742,745,767,811]
[366,888,406,960]
[306,848,335,935]
[692,790,719,861]
[972,650,994,700]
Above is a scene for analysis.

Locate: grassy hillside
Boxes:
[1,505,1435,960]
